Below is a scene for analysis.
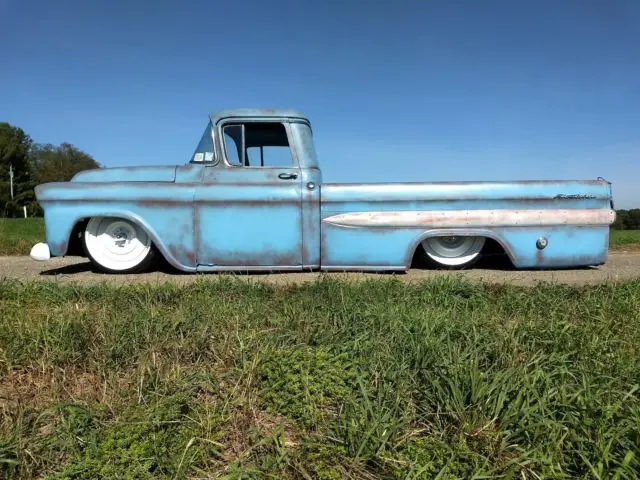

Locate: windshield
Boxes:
[191,121,215,163]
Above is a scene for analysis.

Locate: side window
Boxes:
[223,125,243,166]
[222,122,294,167]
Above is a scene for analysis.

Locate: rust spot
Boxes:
[136,199,186,208]
[204,242,303,268]
[52,240,69,256]
[167,244,196,266]
[184,250,196,265]
[194,199,300,206]
[193,208,200,265]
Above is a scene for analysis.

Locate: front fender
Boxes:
[41,203,197,272]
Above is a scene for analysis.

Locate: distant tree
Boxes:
[624,209,640,230]
[612,209,640,230]
[0,122,33,216]
[612,209,628,230]
[29,143,100,184]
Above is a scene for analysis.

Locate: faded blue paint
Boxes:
[321,181,612,204]
[40,201,197,269]
[72,166,177,183]
[34,109,615,272]
[196,166,302,267]
[291,122,322,267]
[321,223,609,269]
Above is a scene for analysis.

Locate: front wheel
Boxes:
[84,217,156,273]
[420,236,485,269]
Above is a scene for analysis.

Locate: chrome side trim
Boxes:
[322,209,616,228]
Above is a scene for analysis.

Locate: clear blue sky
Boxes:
[2,0,638,207]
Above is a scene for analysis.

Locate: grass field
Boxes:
[1,218,639,256]
[0,218,45,256]
[1,278,639,479]
[610,229,640,249]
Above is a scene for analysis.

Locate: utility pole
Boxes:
[9,163,14,199]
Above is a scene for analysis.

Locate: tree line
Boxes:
[612,209,640,230]
[0,122,100,217]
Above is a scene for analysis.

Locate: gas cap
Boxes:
[536,237,548,250]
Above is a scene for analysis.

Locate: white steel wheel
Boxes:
[421,236,485,269]
[84,217,155,273]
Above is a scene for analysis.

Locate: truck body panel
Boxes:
[33,109,616,272]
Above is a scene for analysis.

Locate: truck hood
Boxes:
[71,166,177,183]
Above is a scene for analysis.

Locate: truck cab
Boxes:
[186,109,322,270]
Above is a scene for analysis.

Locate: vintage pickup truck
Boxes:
[31,108,615,273]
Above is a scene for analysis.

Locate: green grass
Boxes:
[1,278,639,479]
[0,218,45,256]
[610,230,640,249]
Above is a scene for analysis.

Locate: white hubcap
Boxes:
[422,236,485,266]
[85,217,151,271]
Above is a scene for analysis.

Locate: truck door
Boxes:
[195,121,303,269]
[289,121,322,269]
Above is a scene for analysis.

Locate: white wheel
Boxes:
[421,236,485,269]
[84,217,154,273]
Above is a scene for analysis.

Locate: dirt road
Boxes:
[2,252,640,287]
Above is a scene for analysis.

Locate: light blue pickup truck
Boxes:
[31,108,615,273]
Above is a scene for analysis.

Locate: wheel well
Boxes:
[410,234,511,268]
[75,215,173,266]
[66,218,89,256]
[66,216,160,258]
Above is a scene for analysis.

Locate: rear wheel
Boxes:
[84,217,156,273]
[420,236,485,269]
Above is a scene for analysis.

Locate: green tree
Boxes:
[29,142,100,184]
[624,209,640,230]
[612,209,628,230]
[0,122,33,216]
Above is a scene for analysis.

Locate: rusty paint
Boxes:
[202,247,302,268]
[33,108,615,272]
[193,206,200,265]
[168,244,196,266]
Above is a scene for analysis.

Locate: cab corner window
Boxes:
[191,121,215,163]
[223,122,294,167]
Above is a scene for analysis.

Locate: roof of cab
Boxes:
[209,108,308,125]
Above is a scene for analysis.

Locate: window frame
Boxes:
[218,119,299,169]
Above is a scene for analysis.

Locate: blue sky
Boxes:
[2,0,638,207]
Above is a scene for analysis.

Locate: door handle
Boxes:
[278,172,298,180]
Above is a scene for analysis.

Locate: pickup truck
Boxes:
[31,108,616,273]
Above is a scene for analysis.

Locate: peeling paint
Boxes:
[322,209,616,228]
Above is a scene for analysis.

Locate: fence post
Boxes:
[23,205,27,218]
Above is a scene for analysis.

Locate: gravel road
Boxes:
[2,252,640,287]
